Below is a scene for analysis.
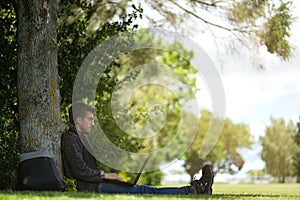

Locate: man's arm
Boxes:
[62,131,125,182]
[62,132,102,182]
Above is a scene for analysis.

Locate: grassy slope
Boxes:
[1,184,299,200]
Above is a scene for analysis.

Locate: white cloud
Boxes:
[221,63,300,124]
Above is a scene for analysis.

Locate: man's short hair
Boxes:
[69,102,96,124]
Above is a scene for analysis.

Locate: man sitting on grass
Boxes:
[61,102,214,195]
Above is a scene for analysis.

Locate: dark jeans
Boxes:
[99,182,195,195]
[98,182,195,194]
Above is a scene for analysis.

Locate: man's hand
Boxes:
[104,173,126,182]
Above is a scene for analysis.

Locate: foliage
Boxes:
[76,0,295,61]
[58,0,133,35]
[0,2,19,189]
[62,176,77,192]
[183,109,252,178]
[260,118,300,183]
[217,117,253,173]
[119,170,164,186]
[58,0,143,141]
[247,169,267,177]
[227,0,295,61]
[108,34,197,151]
[260,2,294,60]
[139,170,164,186]
[58,1,142,121]
[83,29,199,181]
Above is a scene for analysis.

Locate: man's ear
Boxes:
[75,117,82,125]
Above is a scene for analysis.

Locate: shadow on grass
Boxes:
[1,190,298,199]
[1,190,100,199]
[211,194,284,199]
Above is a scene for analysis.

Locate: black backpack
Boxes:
[17,149,66,191]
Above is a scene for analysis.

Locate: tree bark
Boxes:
[16,0,63,173]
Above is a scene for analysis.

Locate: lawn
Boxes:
[1,184,299,200]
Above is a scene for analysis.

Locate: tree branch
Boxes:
[191,0,225,7]
[167,0,250,33]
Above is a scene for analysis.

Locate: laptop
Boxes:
[102,155,151,187]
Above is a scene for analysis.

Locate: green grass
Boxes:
[1,184,299,200]
[213,183,300,199]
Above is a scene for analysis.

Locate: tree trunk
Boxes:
[16,0,63,173]
[278,176,285,183]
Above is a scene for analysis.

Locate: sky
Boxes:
[135,0,300,178]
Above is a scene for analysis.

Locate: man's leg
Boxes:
[129,185,195,194]
[98,182,195,194]
[99,165,214,195]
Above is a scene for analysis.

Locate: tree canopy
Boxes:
[67,0,295,61]
[183,109,252,178]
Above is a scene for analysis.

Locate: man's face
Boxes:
[76,111,95,134]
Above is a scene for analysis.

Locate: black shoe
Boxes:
[190,165,214,195]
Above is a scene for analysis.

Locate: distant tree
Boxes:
[261,118,299,183]
[293,117,300,183]
[248,169,267,177]
[183,109,252,179]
